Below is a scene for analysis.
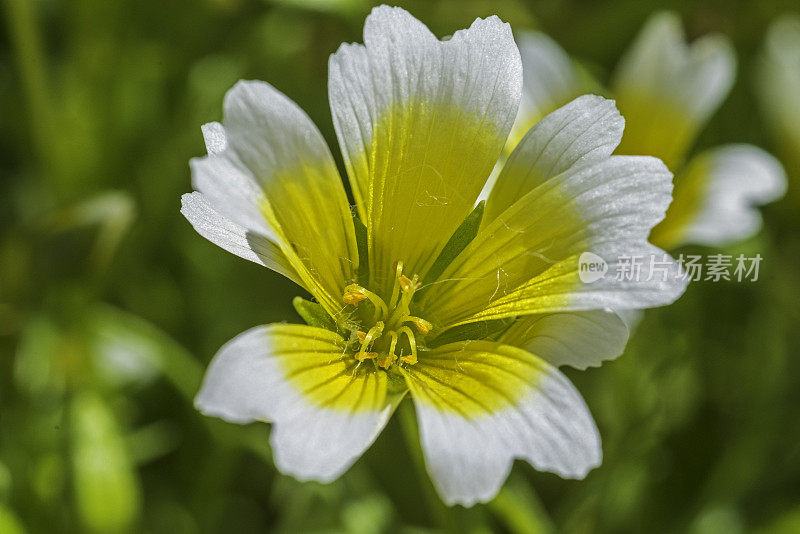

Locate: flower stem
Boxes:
[487,474,556,534]
[397,400,458,532]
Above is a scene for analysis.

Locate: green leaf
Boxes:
[0,504,26,534]
[293,297,338,332]
[427,317,515,348]
[420,201,484,291]
[352,213,370,284]
[71,391,141,533]
[88,304,202,401]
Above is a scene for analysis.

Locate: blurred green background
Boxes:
[1,0,799,532]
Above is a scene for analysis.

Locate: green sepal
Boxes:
[427,317,516,348]
[420,201,484,291]
[293,297,338,332]
[352,212,370,284]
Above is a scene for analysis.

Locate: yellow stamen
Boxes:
[355,330,367,341]
[343,284,389,323]
[387,330,399,358]
[397,326,418,365]
[357,321,384,357]
[398,275,415,293]
[377,353,397,369]
[355,351,378,362]
[400,316,432,335]
[342,290,367,305]
[387,279,416,328]
[389,261,404,310]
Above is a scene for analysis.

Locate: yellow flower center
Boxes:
[341,262,432,369]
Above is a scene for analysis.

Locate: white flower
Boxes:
[181,6,686,506]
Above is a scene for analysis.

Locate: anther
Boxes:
[377,353,397,369]
[398,275,414,293]
[397,326,418,365]
[342,290,367,305]
[400,316,432,335]
[343,284,389,322]
[355,352,378,362]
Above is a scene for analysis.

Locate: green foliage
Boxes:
[0,0,798,532]
[293,296,338,331]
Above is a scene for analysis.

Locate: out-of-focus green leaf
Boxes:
[87,304,201,398]
[755,507,800,534]
[70,391,141,533]
[30,453,65,505]
[689,505,744,534]
[41,191,136,274]
[126,420,181,465]
[0,504,26,534]
[0,462,11,502]
[341,495,394,534]
[14,315,65,399]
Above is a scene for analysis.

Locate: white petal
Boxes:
[219,80,359,313]
[479,32,591,204]
[403,341,600,506]
[328,6,522,291]
[611,12,736,168]
[678,145,786,246]
[190,152,278,242]
[201,121,227,156]
[195,325,400,483]
[180,192,301,285]
[615,309,644,332]
[514,31,586,136]
[499,310,629,370]
[486,95,625,222]
[612,11,736,126]
[222,80,342,195]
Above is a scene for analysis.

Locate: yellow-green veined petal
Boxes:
[195,324,405,482]
[328,6,522,295]
[223,81,359,312]
[420,156,687,328]
[611,12,735,168]
[498,310,629,370]
[399,340,600,506]
[180,192,302,286]
[485,95,624,223]
[191,81,359,316]
[650,144,786,249]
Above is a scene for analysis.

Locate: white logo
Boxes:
[578,252,607,283]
